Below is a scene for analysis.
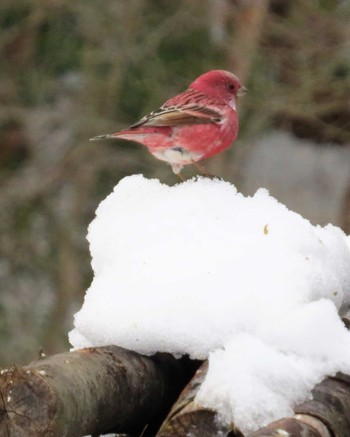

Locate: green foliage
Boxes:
[0,2,30,28]
[35,10,82,75]
[117,66,154,122]
[158,27,223,78]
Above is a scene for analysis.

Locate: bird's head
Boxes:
[189,70,246,106]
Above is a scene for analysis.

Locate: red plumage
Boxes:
[91,70,245,175]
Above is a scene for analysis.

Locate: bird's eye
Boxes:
[227,83,235,91]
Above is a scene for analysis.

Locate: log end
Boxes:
[0,366,58,436]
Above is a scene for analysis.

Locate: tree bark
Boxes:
[247,416,330,437]
[2,346,350,437]
[156,361,243,437]
[207,0,270,181]
[247,372,350,437]
[294,373,350,437]
[0,346,198,437]
[158,361,350,437]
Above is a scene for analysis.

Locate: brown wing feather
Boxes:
[130,104,222,128]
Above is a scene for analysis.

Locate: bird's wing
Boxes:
[130,104,223,128]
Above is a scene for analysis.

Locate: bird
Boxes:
[90,70,246,177]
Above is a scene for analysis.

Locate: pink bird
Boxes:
[91,70,246,176]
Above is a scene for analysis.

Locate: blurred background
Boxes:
[0,0,349,366]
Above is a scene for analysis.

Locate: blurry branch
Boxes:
[85,3,204,65]
[0,139,135,210]
[0,119,30,171]
[341,181,350,234]
[208,0,269,181]
[263,1,350,145]
[0,346,198,437]
[80,2,205,117]
[227,0,270,83]
[0,6,45,65]
[208,0,269,79]
[208,0,228,45]
[0,151,73,209]
[42,217,84,354]
[277,110,350,144]
[0,102,141,362]
[208,0,270,82]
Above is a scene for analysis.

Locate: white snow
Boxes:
[69,175,350,434]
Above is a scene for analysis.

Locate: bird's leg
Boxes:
[171,163,186,181]
[176,172,186,182]
[192,161,217,179]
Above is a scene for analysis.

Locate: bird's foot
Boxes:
[192,161,219,179]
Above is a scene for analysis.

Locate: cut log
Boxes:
[247,372,350,437]
[156,361,243,437]
[247,416,330,437]
[158,361,350,437]
[0,346,199,437]
[2,345,350,436]
[294,373,350,437]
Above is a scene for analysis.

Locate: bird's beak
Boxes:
[237,86,247,97]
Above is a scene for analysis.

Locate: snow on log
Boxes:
[294,373,350,437]
[157,361,234,436]
[2,347,350,436]
[157,361,243,436]
[70,175,350,433]
[158,361,350,437]
[0,346,198,437]
[246,373,350,437]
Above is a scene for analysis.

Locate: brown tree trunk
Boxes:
[0,346,198,437]
[207,0,270,181]
[340,180,350,234]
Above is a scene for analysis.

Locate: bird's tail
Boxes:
[90,133,118,141]
[90,130,149,142]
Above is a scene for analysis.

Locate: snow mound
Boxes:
[70,175,350,433]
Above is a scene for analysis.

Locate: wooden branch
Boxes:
[157,361,243,437]
[294,373,350,437]
[228,0,269,82]
[247,416,330,437]
[246,372,350,437]
[0,346,198,437]
[2,346,350,436]
[158,360,350,437]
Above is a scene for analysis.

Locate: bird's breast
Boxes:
[152,146,203,166]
